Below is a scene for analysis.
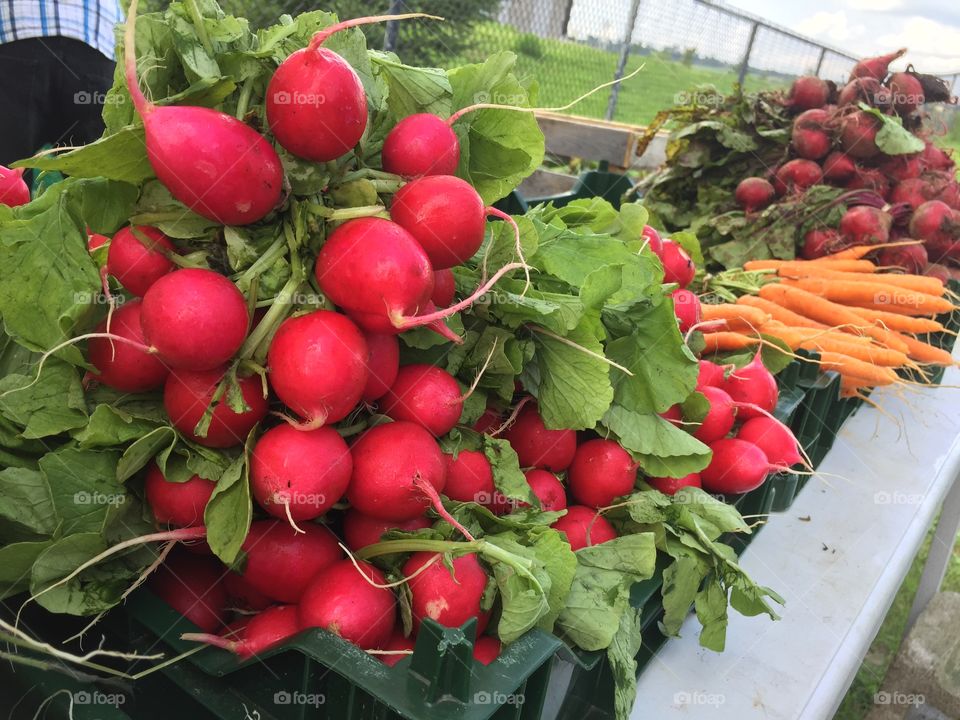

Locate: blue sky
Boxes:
[724,0,960,74]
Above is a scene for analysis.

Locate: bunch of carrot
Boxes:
[699,244,958,397]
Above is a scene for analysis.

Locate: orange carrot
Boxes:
[840,377,873,397]
[700,303,771,329]
[823,240,923,261]
[778,278,955,315]
[701,332,761,353]
[891,332,956,365]
[758,284,910,353]
[743,259,877,273]
[776,267,945,295]
[760,324,909,366]
[846,307,945,334]
[736,295,827,329]
[815,351,900,385]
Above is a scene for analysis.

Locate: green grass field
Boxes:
[451,23,788,125]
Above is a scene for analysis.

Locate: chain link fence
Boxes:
[377,0,859,125]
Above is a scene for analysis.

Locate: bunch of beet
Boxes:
[733,48,960,276]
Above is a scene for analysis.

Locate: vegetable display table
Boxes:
[630,360,960,719]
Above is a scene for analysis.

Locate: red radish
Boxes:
[839,111,881,160]
[801,228,848,259]
[773,159,823,195]
[920,142,954,172]
[267,310,369,427]
[107,226,175,297]
[379,629,415,666]
[88,233,110,251]
[0,165,29,206]
[124,0,282,225]
[88,300,169,392]
[736,416,802,469]
[839,205,891,245]
[150,551,227,632]
[380,364,463,436]
[697,360,726,389]
[847,167,891,200]
[734,177,775,212]
[265,21,370,162]
[822,152,856,185]
[567,439,636,508]
[659,240,696,287]
[878,243,928,274]
[693,386,736,444]
[721,352,778,421]
[381,113,460,178]
[342,509,432,551]
[141,269,249,371]
[671,288,701,334]
[472,408,503,435]
[240,520,343,603]
[251,424,352,522]
[403,552,489,633]
[837,77,889,108]
[391,176,486,269]
[910,200,959,246]
[443,450,498,509]
[315,217,434,332]
[347,421,447,521]
[660,404,684,426]
[524,469,567,512]
[786,76,830,110]
[701,438,770,494]
[144,463,214,527]
[503,403,577,472]
[552,506,617,551]
[431,268,456,308]
[647,474,701,495]
[850,48,906,81]
[299,559,396,650]
[474,636,501,665]
[223,571,273,611]
[360,331,400,403]
[641,225,664,255]
[164,367,267,448]
[183,604,300,658]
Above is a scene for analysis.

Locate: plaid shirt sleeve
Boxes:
[0,0,124,60]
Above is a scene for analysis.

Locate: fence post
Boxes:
[814,47,826,76]
[738,21,759,86]
[605,0,642,121]
[383,0,405,53]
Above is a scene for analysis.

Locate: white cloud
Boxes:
[846,0,903,12]
[796,11,865,43]
[876,17,960,73]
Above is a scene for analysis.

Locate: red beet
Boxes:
[889,72,924,114]
[734,177,775,212]
[791,109,832,160]
[839,206,892,245]
[910,200,959,246]
[878,244,928,274]
[846,167,890,200]
[880,154,922,183]
[839,111,881,160]
[822,152,856,185]
[801,228,848,259]
[787,76,830,111]
[850,49,906,81]
[837,77,890,109]
[920,142,954,172]
[773,159,823,196]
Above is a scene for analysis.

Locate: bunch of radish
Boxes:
[735,49,960,277]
